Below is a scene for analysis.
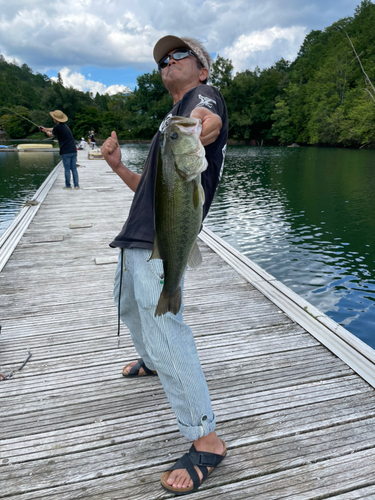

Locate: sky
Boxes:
[0,0,363,96]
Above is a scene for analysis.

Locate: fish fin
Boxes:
[187,240,202,269]
[155,287,182,316]
[200,184,205,205]
[193,180,200,210]
[149,236,162,260]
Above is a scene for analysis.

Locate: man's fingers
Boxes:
[100,131,119,155]
[200,130,219,147]
[102,135,118,154]
[190,109,222,147]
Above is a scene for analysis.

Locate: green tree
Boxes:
[271,98,295,143]
[270,1,375,147]
[209,56,233,91]
[73,106,101,139]
[118,70,171,139]
[0,106,35,138]
[100,93,132,137]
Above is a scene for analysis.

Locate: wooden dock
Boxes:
[1,150,375,499]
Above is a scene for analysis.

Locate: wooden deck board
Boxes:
[1,151,375,499]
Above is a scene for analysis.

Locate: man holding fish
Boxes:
[102,35,228,495]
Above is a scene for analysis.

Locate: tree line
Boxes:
[1,0,374,147]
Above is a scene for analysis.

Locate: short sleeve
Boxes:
[179,86,225,121]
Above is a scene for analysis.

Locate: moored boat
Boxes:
[17,144,54,151]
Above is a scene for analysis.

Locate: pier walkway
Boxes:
[1,150,375,499]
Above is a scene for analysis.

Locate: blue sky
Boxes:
[0,0,365,95]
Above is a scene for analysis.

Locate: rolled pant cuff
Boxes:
[177,413,216,441]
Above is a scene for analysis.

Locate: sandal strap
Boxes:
[197,465,209,480]
[187,444,225,468]
[167,444,224,489]
[128,358,155,376]
[169,452,201,490]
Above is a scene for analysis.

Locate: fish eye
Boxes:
[170,132,179,140]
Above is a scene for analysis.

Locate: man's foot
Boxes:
[62,186,72,190]
[74,186,80,189]
[162,432,226,492]
[122,358,157,377]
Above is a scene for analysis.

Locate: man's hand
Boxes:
[40,127,54,137]
[190,107,222,146]
[101,131,141,192]
[101,131,122,172]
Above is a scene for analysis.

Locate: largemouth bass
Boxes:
[151,116,208,316]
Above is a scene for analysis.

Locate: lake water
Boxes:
[1,144,375,350]
[0,149,60,235]
[208,146,375,350]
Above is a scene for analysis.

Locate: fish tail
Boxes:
[155,287,182,316]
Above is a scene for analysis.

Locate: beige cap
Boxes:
[153,35,211,72]
[49,110,68,122]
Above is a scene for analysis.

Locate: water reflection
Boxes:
[0,151,60,235]
[205,146,375,348]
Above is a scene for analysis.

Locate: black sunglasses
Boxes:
[158,48,199,69]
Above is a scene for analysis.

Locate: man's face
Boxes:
[160,48,207,93]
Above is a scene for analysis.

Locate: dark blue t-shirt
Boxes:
[52,123,77,155]
[110,85,228,249]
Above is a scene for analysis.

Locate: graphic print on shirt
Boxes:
[195,94,217,109]
[159,114,173,133]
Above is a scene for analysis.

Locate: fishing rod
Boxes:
[3,107,42,129]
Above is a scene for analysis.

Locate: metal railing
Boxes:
[0,161,63,272]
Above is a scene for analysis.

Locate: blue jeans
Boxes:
[61,153,79,188]
[114,248,216,440]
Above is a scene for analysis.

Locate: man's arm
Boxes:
[190,107,222,146]
[101,131,141,193]
[40,127,54,137]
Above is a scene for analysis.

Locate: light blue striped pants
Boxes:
[113,248,216,440]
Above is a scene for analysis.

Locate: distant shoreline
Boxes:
[1,138,374,149]
[0,138,252,146]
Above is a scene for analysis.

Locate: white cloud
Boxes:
[50,67,131,95]
[223,26,307,73]
[0,4,162,70]
[0,0,360,84]
[104,84,132,96]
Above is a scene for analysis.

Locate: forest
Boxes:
[0,0,374,147]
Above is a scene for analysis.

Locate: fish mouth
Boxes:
[170,117,202,136]
[169,116,200,126]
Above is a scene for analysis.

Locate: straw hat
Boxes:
[49,110,68,122]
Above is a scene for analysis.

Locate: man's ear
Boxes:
[199,68,209,82]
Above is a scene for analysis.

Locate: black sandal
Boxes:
[122,358,158,377]
[161,440,227,495]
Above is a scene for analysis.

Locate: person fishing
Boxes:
[101,35,228,495]
[41,110,79,189]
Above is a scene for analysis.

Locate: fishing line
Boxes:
[2,107,42,129]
